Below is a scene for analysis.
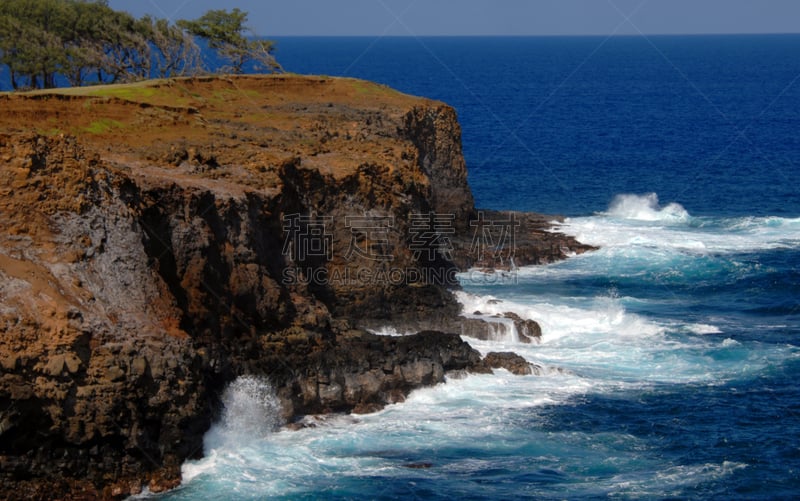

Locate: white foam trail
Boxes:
[606,461,748,497]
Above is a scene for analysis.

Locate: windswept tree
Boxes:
[0,1,279,90]
[64,1,151,85]
[177,8,281,74]
[140,15,202,78]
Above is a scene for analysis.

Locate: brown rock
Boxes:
[63,353,82,373]
[130,357,148,377]
[502,312,543,344]
[106,366,126,382]
[482,352,533,376]
[43,355,67,376]
[0,356,18,371]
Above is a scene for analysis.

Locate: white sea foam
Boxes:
[607,193,690,223]
[175,369,599,499]
[171,299,794,500]
[181,450,220,484]
[183,376,283,483]
[687,323,723,335]
[456,291,665,345]
[176,377,292,496]
[553,193,800,256]
[721,338,741,347]
[452,287,800,387]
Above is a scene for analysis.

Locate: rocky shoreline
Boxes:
[0,75,593,498]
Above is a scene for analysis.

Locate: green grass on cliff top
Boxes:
[7,74,414,108]
[20,78,169,98]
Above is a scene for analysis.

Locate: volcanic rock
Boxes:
[0,75,591,498]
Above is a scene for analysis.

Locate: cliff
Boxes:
[0,75,592,498]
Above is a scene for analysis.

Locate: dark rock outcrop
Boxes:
[0,75,591,498]
[436,314,543,345]
[503,312,543,343]
[450,210,594,270]
[252,329,482,417]
[482,352,533,375]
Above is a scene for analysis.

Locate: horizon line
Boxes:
[268,32,800,38]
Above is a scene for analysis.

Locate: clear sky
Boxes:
[109,0,800,37]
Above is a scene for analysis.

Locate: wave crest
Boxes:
[606,193,690,222]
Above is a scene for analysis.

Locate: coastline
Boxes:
[0,75,591,498]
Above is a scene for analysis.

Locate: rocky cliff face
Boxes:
[0,76,592,498]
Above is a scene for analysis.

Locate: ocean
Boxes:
[153,36,800,499]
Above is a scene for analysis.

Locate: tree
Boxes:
[93,8,151,83]
[0,2,280,90]
[0,13,36,89]
[177,9,281,74]
[0,0,152,89]
[141,16,202,78]
[62,1,151,85]
[0,0,68,89]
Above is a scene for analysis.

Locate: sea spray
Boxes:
[218,376,283,440]
[606,193,690,222]
[555,193,800,256]
[179,377,284,488]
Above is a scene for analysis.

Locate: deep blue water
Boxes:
[274,35,800,218]
[145,36,800,500]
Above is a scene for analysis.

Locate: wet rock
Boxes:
[459,317,498,340]
[502,312,542,343]
[482,352,533,376]
[450,210,596,270]
[255,330,482,416]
